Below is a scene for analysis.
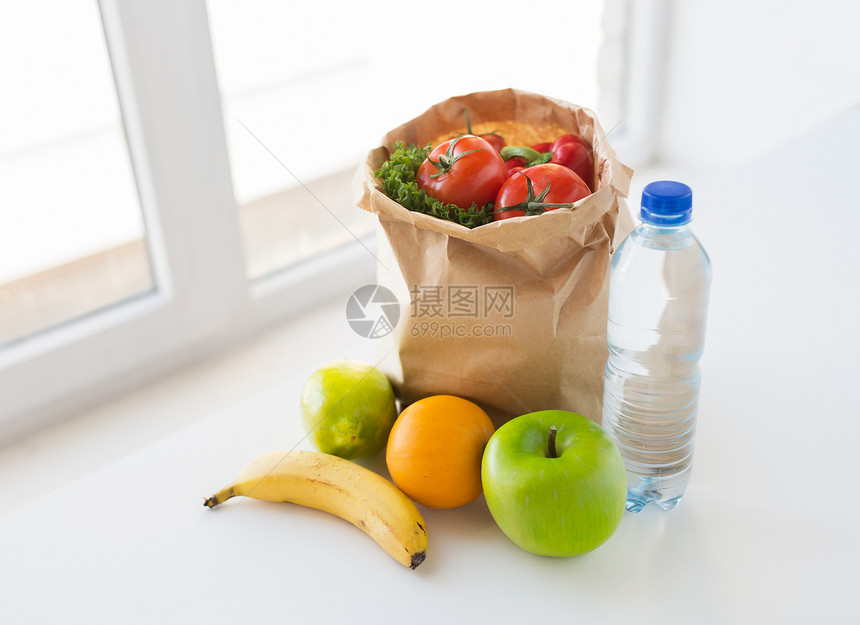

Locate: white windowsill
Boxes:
[0,295,368,516]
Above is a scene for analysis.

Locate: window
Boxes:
[206,0,609,279]
[0,0,653,435]
[0,2,152,346]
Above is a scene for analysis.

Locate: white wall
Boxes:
[656,0,860,168]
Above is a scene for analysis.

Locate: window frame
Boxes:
[0,0,664,438]
[599,0,670,168]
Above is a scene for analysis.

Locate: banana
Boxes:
[204,449,427,569]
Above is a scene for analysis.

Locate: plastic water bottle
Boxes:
[602,181,712,512]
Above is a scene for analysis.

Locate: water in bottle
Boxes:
[602,181,711,512]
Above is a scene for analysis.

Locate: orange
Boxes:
[386,395,495,509]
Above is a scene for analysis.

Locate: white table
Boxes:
[1,109,858,624]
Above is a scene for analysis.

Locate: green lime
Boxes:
[300,360,397,459]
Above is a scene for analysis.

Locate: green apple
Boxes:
[300,360,397,459]
[481,410,626,557]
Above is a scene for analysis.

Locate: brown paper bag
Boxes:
[354,88,634,425]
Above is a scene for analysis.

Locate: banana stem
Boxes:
[203,486,235,508]
[410,552,426,570]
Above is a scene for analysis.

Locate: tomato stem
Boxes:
[462,108,474,134]
[461,108,504,142]
[426,135,484,180]
[493,173,580,217]
[548,425,559,458]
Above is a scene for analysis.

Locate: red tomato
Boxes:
[493,163,590,220]
[554,134,590,149]
[416,135,508,210]
[506,156,527,176]
[480,133,506,153]
[550,135,594,190]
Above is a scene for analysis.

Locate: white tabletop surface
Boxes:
[1,108,859,625]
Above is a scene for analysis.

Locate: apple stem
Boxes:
[548,425,558,458]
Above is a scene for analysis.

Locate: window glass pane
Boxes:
[206,0,605,279]
[0,2,153,346]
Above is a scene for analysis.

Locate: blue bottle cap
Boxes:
[641,181,693,225]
